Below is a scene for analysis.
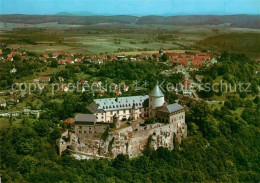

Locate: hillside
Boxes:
[137,15,260,29]
[0,14,139,25]
[196,33,260,58]
[0,14,260,29]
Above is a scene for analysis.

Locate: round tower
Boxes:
[149,84,165,114]
[113,113,120,128]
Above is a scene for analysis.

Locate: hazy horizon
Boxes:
[0,0,260,16]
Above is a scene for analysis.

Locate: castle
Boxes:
[57,85,187,158]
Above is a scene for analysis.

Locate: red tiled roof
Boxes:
[195,56,210,60]
[43,54,49,58]
[191,59,203,66]
[40,76,50,81]
[183,80,191,85]
[181,59,188,67]
[98,90,105,94]
[63,118,75,124]
[58,59,73,64]
[174,66,184,70]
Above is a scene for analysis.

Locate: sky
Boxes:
[0,0,260,15]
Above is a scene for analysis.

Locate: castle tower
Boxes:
[149,84,165,117]
[113,113,120,128]
[132,103,138,119]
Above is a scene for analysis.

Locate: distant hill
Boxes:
[0,14,139,25]
[136,15,260,29]
[55,12,75,16]
[55,11,95,16]
[0,14,259,29]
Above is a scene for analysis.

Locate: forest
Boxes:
[0,94,259,182]
[0,52,259,182]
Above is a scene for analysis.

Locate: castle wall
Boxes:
[59,120,187,158]
[75,124,108,139]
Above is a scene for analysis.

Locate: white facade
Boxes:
[88,95,149,123]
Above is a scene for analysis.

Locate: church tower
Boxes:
[149,84,165,117]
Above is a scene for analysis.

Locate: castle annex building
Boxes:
[58,85,187,158]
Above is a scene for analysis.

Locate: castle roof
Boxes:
[149,85,164,97]
[158,103,184,113]
[74,113,96,123]
[89,95,149,112]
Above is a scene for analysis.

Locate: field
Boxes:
[0,18,260,58]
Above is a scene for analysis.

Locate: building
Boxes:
[0,99,7,108]
[156,103,185,124]
[87,85,185,124]
[40,76,51,82]
[58,85,187,158]
[87,95,149,123]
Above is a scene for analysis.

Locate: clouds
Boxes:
[0,0,259,15]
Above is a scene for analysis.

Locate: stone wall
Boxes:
[58,121,187,158]
[60,119,187,158]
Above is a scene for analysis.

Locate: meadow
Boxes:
[1,22,259,56]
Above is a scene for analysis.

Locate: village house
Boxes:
[58,58,74,65]
[188,65,200,71]
[92,81,102,87]
[10,68,17,74]
[10,45,20,51]
[0,99,7,108]
[122,85,129,92]
[60,85,69,92]
[40,76,51,83]
[191,59,203,67]
[7,54,13,61]
[173,65,186,74]
[58,77,65,82]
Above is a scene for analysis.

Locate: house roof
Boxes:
[64,118,75,124]
[158,103,184,113]
[74,113,96,123]
[40,76,50,81]
[0,99,6,104]
[150,85,164,97]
